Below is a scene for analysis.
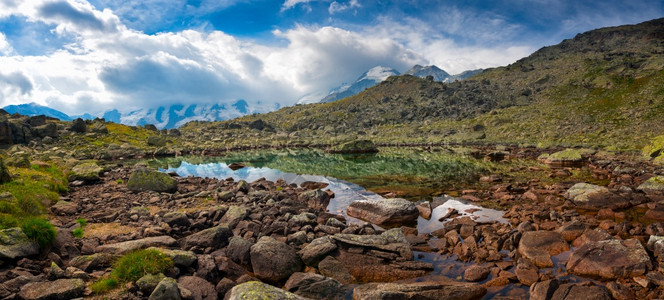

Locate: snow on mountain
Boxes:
[2,100,280,130]
[2,103,73,121]
[320,66,400,103]
[405,65,451,82]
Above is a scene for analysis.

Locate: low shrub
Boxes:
[111,249,173,282]
[90,277,118,294]
[21,217,57,248]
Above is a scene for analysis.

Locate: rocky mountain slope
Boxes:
[182,18,664,151]
[318,66,401,103]
[404,64,451,82]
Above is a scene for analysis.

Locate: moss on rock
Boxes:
[68,161,102,182]
[127,168,178,193]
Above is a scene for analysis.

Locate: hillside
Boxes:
[180,18,664,151]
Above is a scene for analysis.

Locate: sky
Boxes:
[0,0,662,115]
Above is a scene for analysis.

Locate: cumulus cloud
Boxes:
[328,0,360,14]
[0,72,33,98]
[0,33,13,55]
[281,0,314,11]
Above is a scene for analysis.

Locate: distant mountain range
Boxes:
[2,100,279,130]
[301,65,482,104]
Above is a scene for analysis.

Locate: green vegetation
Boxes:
[176,19,664,154]
[92,249,173,294]
[21,217,57,248]
[72,218,87,238]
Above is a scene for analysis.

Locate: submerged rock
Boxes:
[347,198,419,225]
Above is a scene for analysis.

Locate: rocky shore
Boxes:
[1,147,664,300]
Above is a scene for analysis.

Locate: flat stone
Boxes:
[299,236,338,267]
[347,198,419,225]
[567,239,651,279]
[95,236,177,254]
[17,279,85,300]
[181,225,232,252]
[464,265,489,282]
[352,279,486,300]
[68,253,116,272]
[518,231,569,268]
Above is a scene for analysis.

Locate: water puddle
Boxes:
[417,195,508,234]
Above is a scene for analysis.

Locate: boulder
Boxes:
[163,212,191,227]
[352,279,486,300]
[137,273,166,294]
[68,253,116,272]
[564,183,629,210]
[51,201,78,216]
[177,276,217,300]
[250,236,304,283]
[226,237,253,267]
[68,118,87,133]
[328,139,378,154]
[518,231,569,268]
[637,176,664,192]
[91,122,108,134]
[227,163,246,170]
[318,256,355,284]
[149,277,181,300]
[347,198,419,225]
[0,157,10,183]
[541,149,584,168]
[33,123,58,138]
[148,247,197,267]
[463,265,489,282]
[333,228,413,260]
[226,282,308,300]
[147,136,168,147]
[219,206,247,228]
[95,236,177,254]
[127,168,178,193]
[181,225,232,252]
[284,272,345,300]
[67,162,102,182]
[530,279,611,300]
[299,189,331,211]
[17,279,85,300]
[567,239,651,279]
[515,258,539,286]
[0,227,40,259]
[556,220,587,242]
[299,236,338,266]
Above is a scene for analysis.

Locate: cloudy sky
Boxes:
[0,0,662,115]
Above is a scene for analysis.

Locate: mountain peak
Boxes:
[359,66,400,82]
[405,64,450,82]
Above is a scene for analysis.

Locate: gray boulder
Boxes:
[250,236,304,283]
[226,281,309,300]
[299,236,337,266]
[149,277,181,300]
[127,168,178,193]
[564,183,629,210]
[95,236,177,254]
[567,239,651,279]
[181,225,232,252]
[17,278,85,300]
[0,227,40,259]
[347,198,418,225]
[284,272,345,300]
[177,276,217,300]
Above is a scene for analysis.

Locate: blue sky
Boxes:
[0,0,662,114]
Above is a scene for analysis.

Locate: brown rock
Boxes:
[518,231,569,268]
[567,239,651,279]
[515,258,539,286]
[177,276,217,300]
[464,265,489,282]
[353,279,486,300]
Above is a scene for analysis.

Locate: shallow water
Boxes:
[160,160,504,230]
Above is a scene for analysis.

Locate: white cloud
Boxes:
[281,0,314,11]
[0,0,540,116]
[328,0,360,14]
[0,33,14,55]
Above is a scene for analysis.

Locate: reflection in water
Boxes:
[161,161,384,218]
[418,195,507,234]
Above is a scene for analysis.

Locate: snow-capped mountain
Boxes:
[405,65,451,82]
[108,100,279,129]
[2,103,73,120]
[319,66,400,103]
[2,100,280,129]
